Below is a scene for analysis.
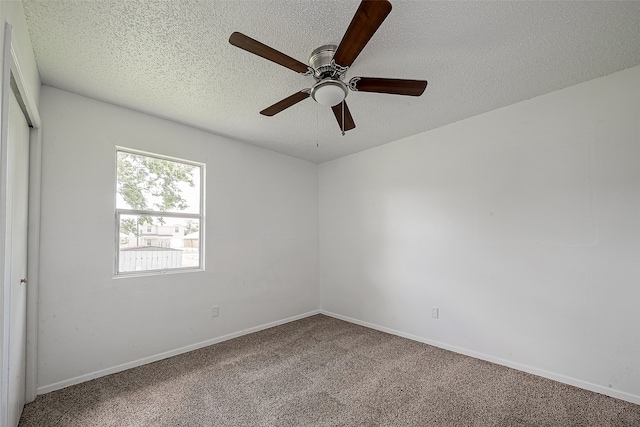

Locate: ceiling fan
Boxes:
[229,0,427,135]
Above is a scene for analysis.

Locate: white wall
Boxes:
[28,46,640,404]
[37,86,318,391]
[319,66,640,403]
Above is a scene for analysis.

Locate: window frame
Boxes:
[114,147,205,277]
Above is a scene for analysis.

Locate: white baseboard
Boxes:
[38,308,640,406]
[37,310,321,395]
[320,310,640,406]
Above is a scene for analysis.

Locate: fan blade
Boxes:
[333,0,392,68]
[229,32,309,73]
[331,102,356,132]
[351,77,427,96]
[260,91,310,116]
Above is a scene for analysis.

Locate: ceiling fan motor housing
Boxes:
[309,44,339,78]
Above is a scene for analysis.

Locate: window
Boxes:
[115,148,204,275]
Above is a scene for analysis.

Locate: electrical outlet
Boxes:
[211,305,219,318]
[431,307,439,319]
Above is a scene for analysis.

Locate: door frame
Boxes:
[0,22,41,427]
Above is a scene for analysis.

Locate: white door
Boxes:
[5,90,30,427]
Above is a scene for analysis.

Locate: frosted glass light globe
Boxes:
[311,80,347,106]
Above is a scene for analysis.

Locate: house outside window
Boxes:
[115,148,204,275]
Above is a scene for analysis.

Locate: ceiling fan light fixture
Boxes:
[311,79,348,106]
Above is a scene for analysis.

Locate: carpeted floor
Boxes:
[19,314,640,426]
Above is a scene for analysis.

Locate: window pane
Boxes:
[118,214,200,272]
[116,151,200,214]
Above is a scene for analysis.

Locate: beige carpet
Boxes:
[19,314,640,426]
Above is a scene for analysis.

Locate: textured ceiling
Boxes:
[22,0,640,163]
